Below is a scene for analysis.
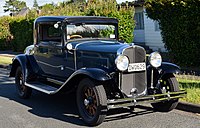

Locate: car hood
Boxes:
[68,39,129,53]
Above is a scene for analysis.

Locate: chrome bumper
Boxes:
[107,90,186,109]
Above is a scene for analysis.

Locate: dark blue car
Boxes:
[10,16,186,126]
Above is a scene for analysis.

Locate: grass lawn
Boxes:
[0,56,12,65]
[177,77,200,105]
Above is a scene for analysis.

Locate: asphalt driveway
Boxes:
[0,68,199,128]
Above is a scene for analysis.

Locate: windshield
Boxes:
[66,24,116,40]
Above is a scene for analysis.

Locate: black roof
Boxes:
[35,16,118,24]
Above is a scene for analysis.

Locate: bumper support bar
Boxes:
[107,90,186,109]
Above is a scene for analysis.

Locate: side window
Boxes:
[134,12,144,30]
[38,23,61,42]
[48,27,61,37]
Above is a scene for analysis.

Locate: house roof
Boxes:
[18,8,30,16]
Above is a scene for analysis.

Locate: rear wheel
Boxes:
[15,67,32,99]
[76,78,107,126]
[151,74,179,112]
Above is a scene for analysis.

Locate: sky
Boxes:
[0,0,130,16]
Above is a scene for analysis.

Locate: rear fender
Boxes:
[10,54,27,82]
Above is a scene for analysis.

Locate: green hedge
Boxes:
[145,0,200,67]
[0,17,34,52]
[9,18,34,52]
[0,0,135,52]
[83,1,134,43]
[0,16,13,50]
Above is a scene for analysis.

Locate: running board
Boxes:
[47,78,63,86]
[24,70,88,95]
[25,82,58,94]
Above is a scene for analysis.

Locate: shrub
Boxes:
[0,0,135,52]
[9,17,34,52]
[82,0,135,43]
[145,0,200,67]
[0,16,13,50]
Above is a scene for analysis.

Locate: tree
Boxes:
[3,0,27,13]
[33,0,39,8]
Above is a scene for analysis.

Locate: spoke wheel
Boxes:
[76,78,107,126]
[151,74,179,112]
[15,67,32,99]
[83,87,98,116]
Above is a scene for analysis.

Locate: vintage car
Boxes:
[10,16,186,126]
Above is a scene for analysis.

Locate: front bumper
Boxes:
[107,90,186,109]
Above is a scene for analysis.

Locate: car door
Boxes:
[34,23,75,80]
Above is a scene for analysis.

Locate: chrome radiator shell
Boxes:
[120,46,147,97]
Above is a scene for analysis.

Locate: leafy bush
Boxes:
[9,17,34,52]
[0,16,13,50]
[0,0,135,52]
[82,0,135,43]
[145,0,200,67]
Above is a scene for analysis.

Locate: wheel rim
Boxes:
[82,86,97,117]
[17,72,26,95]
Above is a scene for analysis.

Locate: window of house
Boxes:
[155,21,160,31]
[134,12,144,30]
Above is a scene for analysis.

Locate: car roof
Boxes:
[35,16,118,24]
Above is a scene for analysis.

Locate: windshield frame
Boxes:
[64,22,118,42]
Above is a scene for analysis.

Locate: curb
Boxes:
[176,102,200,113]
[0,64,11,70]
[0,64,9,69]
[0,54,15,58]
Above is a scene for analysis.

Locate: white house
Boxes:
[133,2,166,52]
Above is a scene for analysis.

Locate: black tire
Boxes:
[76,78,107,126]
[15,66,32,99]
[151,74,179,112]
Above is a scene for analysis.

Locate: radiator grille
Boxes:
[121,46,147,97]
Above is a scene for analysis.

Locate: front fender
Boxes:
[9,54,27,82]
[49,68,112,94]
[147,62,180,77]
[147,62,180,86]
[72,68,111,81]
[159,62,181,76]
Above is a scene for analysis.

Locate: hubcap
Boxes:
[19,74,25,93]
[84,99,90,106]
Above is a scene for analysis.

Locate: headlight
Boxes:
[149,52,162,68]
[115,55,129,71]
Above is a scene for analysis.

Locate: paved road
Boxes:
[0,68,200,128]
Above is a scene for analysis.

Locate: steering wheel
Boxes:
[70,35,83,39]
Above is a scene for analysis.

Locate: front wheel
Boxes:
[76,78,107,126]
[15,66,32,99]
[151,74,179,112]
